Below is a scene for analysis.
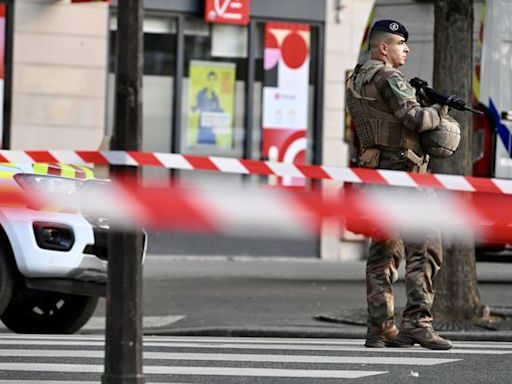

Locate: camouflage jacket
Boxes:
[347,59,444,151]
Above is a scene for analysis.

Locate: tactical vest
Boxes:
[346,60,422,154]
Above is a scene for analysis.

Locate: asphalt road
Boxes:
[1,257,512,383]
[91,256,512,335]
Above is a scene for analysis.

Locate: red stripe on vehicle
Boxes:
[69,164,87,180]
[47,164,62,176]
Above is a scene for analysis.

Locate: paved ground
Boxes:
[91,256,512,341]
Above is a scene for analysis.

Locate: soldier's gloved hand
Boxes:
[433,104,449,118]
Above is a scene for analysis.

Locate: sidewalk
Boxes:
[142,256,512,341]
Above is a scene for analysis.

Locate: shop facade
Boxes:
[7,0,374,259]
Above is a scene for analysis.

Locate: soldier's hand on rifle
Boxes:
[433,104,449,117]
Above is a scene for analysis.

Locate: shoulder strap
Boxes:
[347,63,378,101]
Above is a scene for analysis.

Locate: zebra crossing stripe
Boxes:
[0,339,510,355]
[0,363,386,379]
[143,336,512,349]
[2,335,512,350]
[0,349,460,366]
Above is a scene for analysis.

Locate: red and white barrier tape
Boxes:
[3,178,508,245]
[2,150,512,194]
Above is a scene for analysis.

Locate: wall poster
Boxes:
[188,60,236,148]
[262,22,310,184]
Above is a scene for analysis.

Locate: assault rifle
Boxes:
[410,77,484,115]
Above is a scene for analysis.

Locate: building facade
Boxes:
[6,0,374,258]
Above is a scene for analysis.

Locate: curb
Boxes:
[145,326,366,339]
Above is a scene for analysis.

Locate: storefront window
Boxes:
[107,12,320,169]
[181,16,248,157]
[108,14,177,155]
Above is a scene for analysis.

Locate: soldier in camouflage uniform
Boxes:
[346,19,452,350]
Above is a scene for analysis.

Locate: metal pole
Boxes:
[102,0,144,383]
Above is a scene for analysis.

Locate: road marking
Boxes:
[143,336,512,349]
[85,315,185,330]
[0,363,386,379]
[0,349,460,366]
[0,380,200,384]
[0,382,100,384]
[2,334,512,350]
[0,315,184,331]
[0,379,201,384]
[0,338,510,355]
[1,336,509,382]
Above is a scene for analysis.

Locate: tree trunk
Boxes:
[431,0,482,322]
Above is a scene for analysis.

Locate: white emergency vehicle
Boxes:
[0,162,111,333]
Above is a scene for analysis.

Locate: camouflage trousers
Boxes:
[366,214,443,331]
[365,150,442,331]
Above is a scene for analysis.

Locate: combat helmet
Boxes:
[421,115,461,158]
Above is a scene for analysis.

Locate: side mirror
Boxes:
[501,111,512,121]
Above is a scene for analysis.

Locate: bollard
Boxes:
[102,228,145,384]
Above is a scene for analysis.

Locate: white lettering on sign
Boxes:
[205,0,249,25]
[214,0,243,20]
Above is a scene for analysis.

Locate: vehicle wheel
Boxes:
[0,289,98,334]
[0,248,14,315]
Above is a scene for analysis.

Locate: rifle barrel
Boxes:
[465,106,485,115]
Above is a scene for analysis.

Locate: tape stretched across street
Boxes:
[2,175,512,245]
[1,150,511,194]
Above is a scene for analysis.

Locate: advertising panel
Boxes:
[262,23,310,184]
[188,60,236,148]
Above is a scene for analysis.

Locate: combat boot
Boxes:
[395,323,453,350]
[364,320,401,348]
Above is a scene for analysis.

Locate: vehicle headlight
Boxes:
[14,174,83,194]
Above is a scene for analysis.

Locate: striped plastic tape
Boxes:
[0,150,511,194]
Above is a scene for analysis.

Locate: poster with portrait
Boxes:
[261,23,310,184]
[188,60,236,148]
